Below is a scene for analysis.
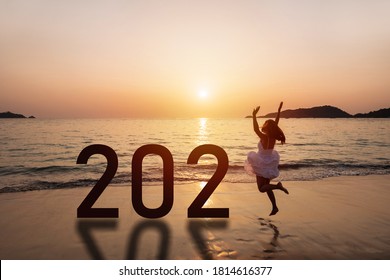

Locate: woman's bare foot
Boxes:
[277,182,289,194]
[269,207,279,216]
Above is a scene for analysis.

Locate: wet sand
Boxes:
[0,175,389,259]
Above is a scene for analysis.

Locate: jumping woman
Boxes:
[245,102,289,215]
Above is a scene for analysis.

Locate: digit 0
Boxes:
[132,144,174,218]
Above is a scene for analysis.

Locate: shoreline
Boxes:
[2,171,390,194]
[1,174,389,260]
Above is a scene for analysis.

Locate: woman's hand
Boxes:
[252,106,260,117]
[278,102,283,112]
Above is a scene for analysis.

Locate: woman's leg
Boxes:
[256,177,288,215]
[256,177,278,215]
[266,190,279,215]
[259,180,289,194]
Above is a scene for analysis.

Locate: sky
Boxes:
[1,0,389,118]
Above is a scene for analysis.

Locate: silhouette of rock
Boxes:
[0,111,36,119]
[0,111,26,118]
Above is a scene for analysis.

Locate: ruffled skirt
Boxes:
[244,149,280,179]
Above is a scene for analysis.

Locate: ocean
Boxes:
[0,118,389,193]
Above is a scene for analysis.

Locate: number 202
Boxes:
[76,144,229,219]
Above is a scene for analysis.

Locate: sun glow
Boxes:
[198,89,208,99]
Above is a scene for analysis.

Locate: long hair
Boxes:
[261,119,286,144]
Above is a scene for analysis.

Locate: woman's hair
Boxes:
[261,119,286,144]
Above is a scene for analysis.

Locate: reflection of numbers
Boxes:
[77,220,170,260]
[79,220,231,260]
[127,221,170,259]
[77,220,118,259]
[187,220,228,260]
[187,144,229,218]
[132,144,174,218]
[76,144,119,218]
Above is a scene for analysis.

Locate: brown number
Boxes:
[187,144,229,218]
[76,144,119,218]
[132,144,174,218]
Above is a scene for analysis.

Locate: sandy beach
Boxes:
[0,174,389,260]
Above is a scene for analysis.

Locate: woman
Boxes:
[245,102,289,215]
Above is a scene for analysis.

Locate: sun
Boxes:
[198,89,208,99]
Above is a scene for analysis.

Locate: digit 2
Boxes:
[76,144,119,218]
[187,144,229,218]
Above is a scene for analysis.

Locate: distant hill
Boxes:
[262,105,351,118]
[245,105,389,118]
[354,108,390,118]
[0,111,35,119]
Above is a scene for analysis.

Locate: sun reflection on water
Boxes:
[197,118,208,145]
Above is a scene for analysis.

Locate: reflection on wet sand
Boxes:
[126,220,170,260]
[255,218,283,259]
[187,220,233,259]
[76,217,286,260]
[77,220,118,260]
[77,219,170,260]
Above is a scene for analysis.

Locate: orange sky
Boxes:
[1,0,389,118]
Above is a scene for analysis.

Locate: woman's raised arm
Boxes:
[275,102,283,124]
[252,106,265,139]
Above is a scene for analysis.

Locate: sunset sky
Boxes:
[1,0,389,118]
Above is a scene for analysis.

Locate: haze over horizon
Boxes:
[1,0,390,118]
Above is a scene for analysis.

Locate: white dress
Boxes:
[244,142,280,179]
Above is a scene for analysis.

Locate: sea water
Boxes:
[0,118,389,192]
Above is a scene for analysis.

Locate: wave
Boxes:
[1,161,389,193]
[0,165,82,176]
